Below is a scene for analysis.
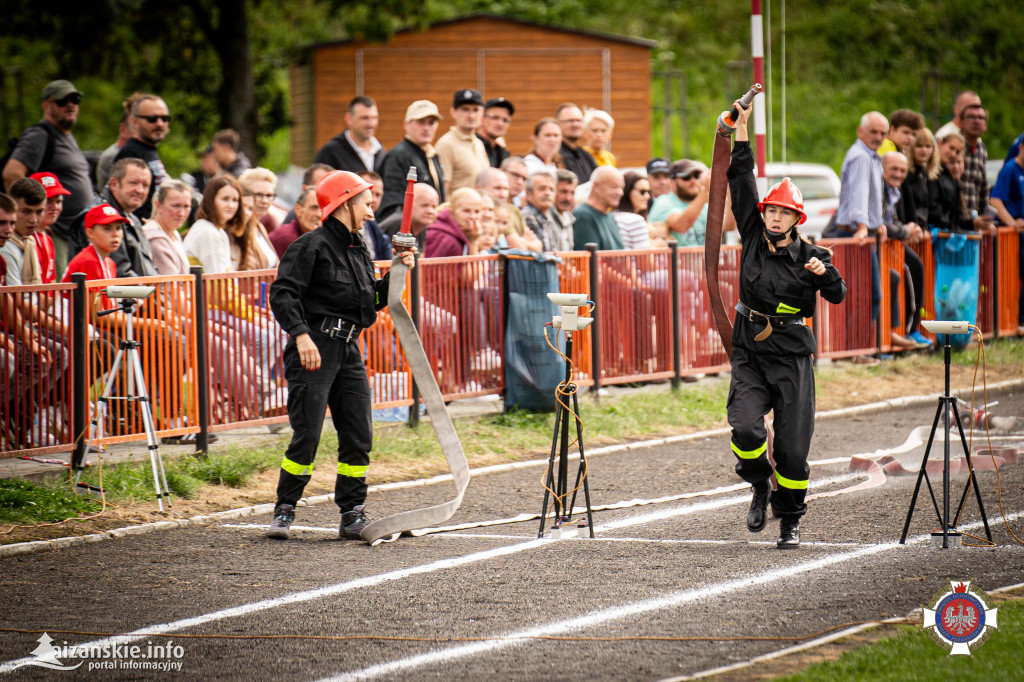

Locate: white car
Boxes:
[764,162,841,238]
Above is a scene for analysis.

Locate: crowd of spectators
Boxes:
[2,78,1023,447]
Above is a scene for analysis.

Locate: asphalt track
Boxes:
[2,388,1024,680]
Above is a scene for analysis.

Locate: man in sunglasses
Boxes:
[647,159,719,247]
[2,80,93,273]
[114,93,171,221]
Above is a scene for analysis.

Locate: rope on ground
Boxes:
[957,327,1024,547]
[0,619,919,644]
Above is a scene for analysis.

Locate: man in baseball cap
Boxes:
[646,157,672,199]
[2,79,92,271]
[436,89,489,193]
[648,158,719,247]
[479,98,515,168]
[41,80,83,103]
[377,101,446,221]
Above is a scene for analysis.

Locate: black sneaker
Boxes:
[340,505,370,540]
[266,504,295,540]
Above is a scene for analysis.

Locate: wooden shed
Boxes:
[290,14,655,170]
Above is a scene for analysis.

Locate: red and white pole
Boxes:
[751,0,768,191]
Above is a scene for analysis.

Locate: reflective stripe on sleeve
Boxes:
[337,463,369,478]
[774,471,809,490]
[281,457,313,477]
[731,440,767,460]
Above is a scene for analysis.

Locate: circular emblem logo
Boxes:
[922,580,998,655]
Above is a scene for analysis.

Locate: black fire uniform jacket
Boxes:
[727,141,847,355]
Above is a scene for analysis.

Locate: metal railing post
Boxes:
[669,242,681,390]
[587,244,601,398]
[191,266,210,456]
[70,274,87,471]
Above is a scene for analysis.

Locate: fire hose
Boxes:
[704,84,780,480]
[359,168,471,545]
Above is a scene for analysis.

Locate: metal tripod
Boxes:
[899,333,990,547]
[538,332,595,538]
[78,297,172,511]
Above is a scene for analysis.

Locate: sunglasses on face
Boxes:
[53,93,82,107]
[137,114,171,124]
[675,171,702,181]
[635,188,651,195]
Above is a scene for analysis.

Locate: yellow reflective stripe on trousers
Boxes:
[731,441,767,459]
[774,471,809,490]
[337,463,368,478]
[281,457,313,477]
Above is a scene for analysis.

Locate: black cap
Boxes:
[646,158,671,176]
[484,97,515,116]
[453,88,484,108]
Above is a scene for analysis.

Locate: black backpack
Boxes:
[0,123,57,192]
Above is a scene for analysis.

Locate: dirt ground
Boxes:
[1,357,1019,547]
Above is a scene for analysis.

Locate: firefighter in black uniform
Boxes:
[266,170,417,540]
[727,102,847,549]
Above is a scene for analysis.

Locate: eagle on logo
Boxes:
[923,579,998,655]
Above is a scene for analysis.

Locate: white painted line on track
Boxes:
[0,474,854,673]
[316,512,1024,682]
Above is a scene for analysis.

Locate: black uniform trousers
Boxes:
[727,346,814,519]
[276,327,372,513]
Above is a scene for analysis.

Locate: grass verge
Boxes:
[776,594,1022,682]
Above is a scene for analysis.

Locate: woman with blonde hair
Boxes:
[903,127,940,227]
[236,167,280,270]
[583,109,616,167]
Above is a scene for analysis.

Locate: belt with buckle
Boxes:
[319,317,364,342]
[736,302,804,342]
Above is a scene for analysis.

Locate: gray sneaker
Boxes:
[340,505,370,540]
[266,504,295,540]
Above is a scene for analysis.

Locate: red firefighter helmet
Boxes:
[757,177,807,225]
[316,170,373,221]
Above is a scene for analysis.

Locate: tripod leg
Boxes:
[130,348,171,511]
[951,406,993,541]
[572,389,595,538]
[78,348,125,486]
[538,401,564,538]
[900,399,945,543]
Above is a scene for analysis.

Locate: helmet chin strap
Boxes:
[763,225,793,244]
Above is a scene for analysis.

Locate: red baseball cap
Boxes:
[29,172,71,198]
[85,204,130,230]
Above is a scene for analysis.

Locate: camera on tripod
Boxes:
[547,292,593,332]
[104,285,155,300]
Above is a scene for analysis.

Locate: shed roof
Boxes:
[309,13,658,51]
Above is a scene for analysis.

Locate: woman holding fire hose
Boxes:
[266,170,416,541]
[726,102,847,549]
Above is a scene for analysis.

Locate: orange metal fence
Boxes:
[679,244,737,373]
[815,238,877,359]
[594,248,676,384]
[554,251,594,386]
[204,268,289,431]
[0,282,76,457]
[84,275,198,446]
[3,237,1021,460]
[996,227,1021,336]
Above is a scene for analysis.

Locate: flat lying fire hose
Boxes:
[360,169,471,545]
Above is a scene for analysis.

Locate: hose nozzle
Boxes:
[717,83,762,135]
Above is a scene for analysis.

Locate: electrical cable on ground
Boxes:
[956,326,1024,547]
[0,619,922,645]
